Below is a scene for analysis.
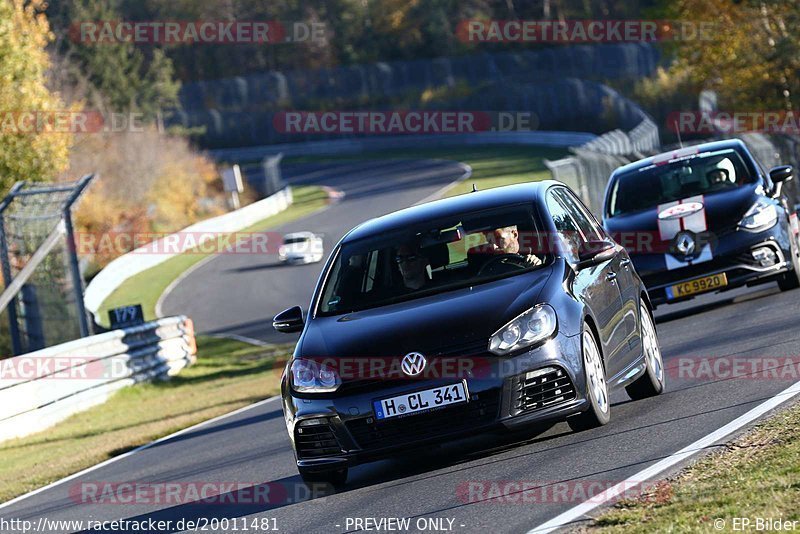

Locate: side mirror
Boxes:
[576,239,616,269]
[769,165,793,183]
[273,306,304,333]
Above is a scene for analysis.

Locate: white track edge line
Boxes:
[413,163,473,206]
[527,380,800,534]
[0,395,280,510]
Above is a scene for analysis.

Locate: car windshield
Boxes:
[284,237,310,245]
[316,205,546,315]
[606,148,757,217]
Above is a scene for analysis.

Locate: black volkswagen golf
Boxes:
[603,139,800,306]
[273,181,665,485]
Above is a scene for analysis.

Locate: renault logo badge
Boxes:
[401,352,426,376]
[675,232,696,256]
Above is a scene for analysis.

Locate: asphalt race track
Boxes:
[4,283,800,533]
[160,159,470,344]
[4,161,800,533]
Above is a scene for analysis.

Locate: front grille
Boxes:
[295,422,342,459]
[345,390,500,450]
[337,340,488,395]
[510,367,576,416]
[431,339,487,358]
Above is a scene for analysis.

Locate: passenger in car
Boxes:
[395,242,432,290]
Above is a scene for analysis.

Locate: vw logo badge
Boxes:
[675,232,696,256]
[401,352,427,376]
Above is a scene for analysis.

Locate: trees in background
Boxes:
[650,0,800,112]
[47,0,179,122]
[0,0,72,189]
[44,0,661,83]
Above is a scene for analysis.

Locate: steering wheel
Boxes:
[476,253,529,276]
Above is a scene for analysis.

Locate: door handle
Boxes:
[606,271,618,282]
[620,258,631,269]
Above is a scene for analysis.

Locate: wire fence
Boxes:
[544,118,660,214]
[0,177,95,356]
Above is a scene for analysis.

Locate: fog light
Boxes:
[298,418,326,427]
[525,367,557,381]
[752,247,777,267]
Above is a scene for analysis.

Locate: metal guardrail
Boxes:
[0,315,196,443]
[544,118,659,215]
[210,131,599,162]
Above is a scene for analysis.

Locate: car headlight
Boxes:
[739,198,778,232]
[489,304,557,355]
[290,358,341,393]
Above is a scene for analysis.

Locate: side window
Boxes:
[545,190,583,263]
[555,188,604,242]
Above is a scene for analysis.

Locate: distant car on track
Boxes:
[603,139,800,306]
[278,231,324,264]
[273,181,665,486]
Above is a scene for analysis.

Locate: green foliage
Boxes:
[47,0,664,82]
[50,0,180,120]
[660,0,800,111]
[0,0,72,190]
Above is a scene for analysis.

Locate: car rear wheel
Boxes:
[568,324,610,432]
[626,303,665,400]
[778,229,800,291]
[298,467,348,488]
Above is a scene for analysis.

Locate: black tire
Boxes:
[778,228,800,291]
[626,303,665,400]
[568,323,610,432]
[299,467,348,488]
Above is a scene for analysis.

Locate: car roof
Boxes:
[342,181,558,242]
[609,138,750,177]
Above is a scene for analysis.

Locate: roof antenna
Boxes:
[674,119,684,148]
[471,183,478,192]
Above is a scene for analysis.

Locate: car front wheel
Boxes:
[568,324,610,432]
[626,302,665,400]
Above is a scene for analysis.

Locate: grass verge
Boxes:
[0,335,290,503]
[96,185,329,326]
[588,401,800,532]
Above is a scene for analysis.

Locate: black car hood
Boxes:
[298,266,553,359]
[604,183,762,242]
